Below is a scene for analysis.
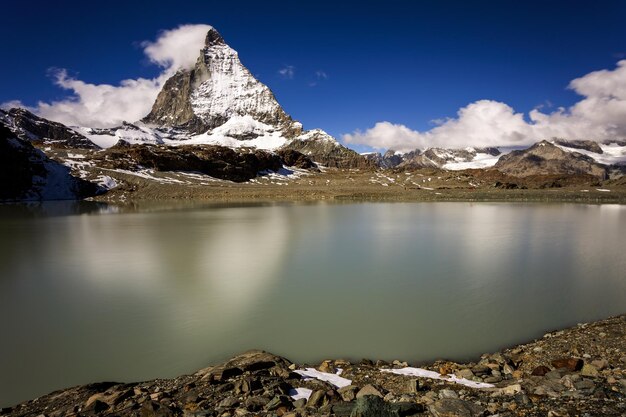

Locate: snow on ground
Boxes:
[382,367,495,389]
[95,175,118,189]
[174,130,289,150]
[552,141,626,166]
[443,152,501,170]
[294,368,352,388]
[107,169,186,184]
[288,387,313,401]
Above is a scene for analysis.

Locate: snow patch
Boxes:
[294,368,352,388]
[288,387,313,401]
[96,175,118,189]
[552,142,626,166]
[443,152,501,170]
[382,367,495,389]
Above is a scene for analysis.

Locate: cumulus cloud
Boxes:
[141,24,212,71]
[344,60,626,151]
[2,24,212,127]
[278,65,295,79]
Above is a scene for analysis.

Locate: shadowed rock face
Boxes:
[281,130,375,169]
[0,108,99,149]
[98,141,284,182]
[0,125,100,201]
[276,149,318,170]
[142,27,297,136]
[494,141,608,179]
[553,139,603,154]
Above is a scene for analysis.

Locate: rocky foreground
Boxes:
[3,315,625,417]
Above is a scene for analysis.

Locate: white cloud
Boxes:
[344,60,626,151]
[2,24,212,128]
[344,121,425,151]
[142,24,212,71]
[278,65,295,79]
[316,70,328,80]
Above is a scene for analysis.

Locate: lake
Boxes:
[1,201,625,406]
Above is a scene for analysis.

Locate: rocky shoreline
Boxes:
[2,315,625,417]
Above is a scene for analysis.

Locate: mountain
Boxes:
[0,125,100,201]
[494,140,608,179]
[364,147,501,170]
[143,28,299,137]
[70,26,369,168]
[0,108,99,149]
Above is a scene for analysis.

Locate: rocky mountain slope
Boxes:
[364,147,501,171]
[0,108,99,149]
[0,125,100,201]
[494,140,609,179]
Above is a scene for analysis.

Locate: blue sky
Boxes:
[2,0,626,151]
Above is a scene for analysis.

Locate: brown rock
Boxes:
[531,366,551,376]
[338,385,359,402]
[551,358,583,371]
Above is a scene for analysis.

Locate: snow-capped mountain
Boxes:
[364,147,502,170]
[142,26,300,138]
[0,108,99,149]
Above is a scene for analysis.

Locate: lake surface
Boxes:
[1,201,625,406]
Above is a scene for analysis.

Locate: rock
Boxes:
[140,401,174,417]
[234,377,261,394]
[281,132,374,169]
[349,395,422,417]
[306,390,327,408]
[244,395,270,411]
[551,358,583,372]
[491,384,522,397]
[591,359,608,370]
[356,384,383,398]
[84,399,109,413]
[531,365,551,376]
[471,365,490,376]
[318,360,336,374]
[100,143,284,183]
[338,385,359,402]
[292,398,306,409]
[277,149,318,170]
[401,379,419,394]
[580,364,599,377]
[201,350,291,381]
[574,379,596,394]
[265,395,292,411]
[439,389,459,399]
[455,369,475,379]
[331,402,355,417]
[218,397,239,408]
[428,398,486,417]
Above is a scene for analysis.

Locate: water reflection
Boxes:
[0,202,625,407]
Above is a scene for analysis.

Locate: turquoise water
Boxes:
[1,201,625,406]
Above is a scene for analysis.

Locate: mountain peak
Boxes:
[142,26,297,136]
[204,26,225,47]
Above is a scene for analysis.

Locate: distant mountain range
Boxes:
[1,26,625,201]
